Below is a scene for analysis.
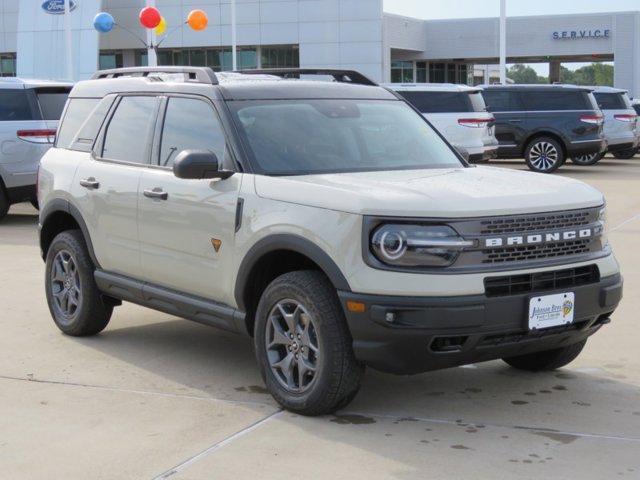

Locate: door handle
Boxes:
[508,119,523,123]
[143,187,168,200]
[79,177,100,190]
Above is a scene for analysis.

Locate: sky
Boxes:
[383,0,636,74]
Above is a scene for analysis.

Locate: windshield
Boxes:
[229,99,462,175]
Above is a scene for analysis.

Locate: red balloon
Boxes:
[139,7,161,29]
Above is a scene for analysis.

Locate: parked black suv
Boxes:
[481,85,606,173]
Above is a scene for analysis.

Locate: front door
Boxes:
[138,95,241,305]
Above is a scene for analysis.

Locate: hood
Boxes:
[254,166,604,218]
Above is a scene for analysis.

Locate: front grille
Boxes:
[482,239,591,264]
[484,264,600,297]
[479,210,591,235]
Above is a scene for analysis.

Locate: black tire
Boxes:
[254,270,364,416]
[502,339,587,372]
[571,152,604,166]
[612,148,638,160]
[0,183,9,221]
[524,137,565,173]
[45,230,113,336]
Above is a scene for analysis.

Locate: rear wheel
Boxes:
[45,230,113,336]
[254,270,363,416]
[612,148,638,160]
[571,152,604,166]
[525,137,564,173]
[0,183,9,221]
[503,340,587,371]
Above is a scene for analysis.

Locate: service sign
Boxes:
[552,29,611,40]
[41,0,77,15]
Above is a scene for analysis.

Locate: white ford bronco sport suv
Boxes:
[38,67,623,415]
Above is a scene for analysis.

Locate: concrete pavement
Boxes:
[1,157,639,479]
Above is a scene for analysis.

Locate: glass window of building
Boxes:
[429,63,445,83]
[261,45,299,68]
[415,62,427,83]
[0,53,16,77]
[457,65,469,84]
[447,64,456,83]
[391,61,413,83]
[99,51,123,70]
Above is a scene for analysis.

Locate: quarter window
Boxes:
[102,96,158,164]
[56,98,100,149]
[159,97,227,168]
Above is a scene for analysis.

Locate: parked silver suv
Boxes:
[38,68,622,415]
[0,78,72,219]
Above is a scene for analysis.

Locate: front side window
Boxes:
[229,99,463,175]
[102,96,158,164]
[159,97,227,168]
[0,89,34,121]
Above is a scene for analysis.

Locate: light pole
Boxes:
[147,0,158,66]
[499,0,506,84]
[231,0,237,70]
[64,0,73,80]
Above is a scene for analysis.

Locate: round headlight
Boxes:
[379,230,407,260]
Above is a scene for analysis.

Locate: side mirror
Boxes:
[173,150,233,180]
[454,145,470,162]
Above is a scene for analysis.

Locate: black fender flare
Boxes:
[39,198,100,267]
[234,234,351,311]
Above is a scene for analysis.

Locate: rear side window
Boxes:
[102,96,158,164]
[482,90,523,112]
[159,97,227,168]
[56,98,100,148]
[397,91,473,113]
[594,92,629,110]
[520,91,592,111]
[0,89,35,121]
[35,88,71,120]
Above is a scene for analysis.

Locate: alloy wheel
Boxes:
[529,141,559,171]
[573,152,600,165]
[50,250,82,322]
[265,299,320,393]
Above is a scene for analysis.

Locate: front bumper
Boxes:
[338,273,622,374]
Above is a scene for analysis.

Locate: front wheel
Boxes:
[254,270,364,416]
[612,148,638,160]
[525,137,564,173]
[571,152,604,166]
[503,339,587,371]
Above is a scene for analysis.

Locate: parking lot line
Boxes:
[612,213,640,232]
[152,410,284,480]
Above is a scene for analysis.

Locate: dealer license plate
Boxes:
[528,292,575,330]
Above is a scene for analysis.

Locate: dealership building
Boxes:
[1,1,639,96]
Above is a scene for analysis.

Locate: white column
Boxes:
[499,0,506,84]
[231,0,237,70]
[146,0,158,66]
[64,0,73,80]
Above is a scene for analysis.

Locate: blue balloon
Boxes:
[93,12,114,33]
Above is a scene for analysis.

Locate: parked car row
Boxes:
[0,78,73,220]
[387,82,638,174]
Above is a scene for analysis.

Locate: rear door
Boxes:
[72,95,160,276]
[137,95,241,304]
[482,89,525,156]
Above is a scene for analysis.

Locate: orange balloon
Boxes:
[187,9,208,31]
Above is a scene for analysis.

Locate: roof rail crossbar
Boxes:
[236,68,378,86]
[91,67,218,85]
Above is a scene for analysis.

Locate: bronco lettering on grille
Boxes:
[485,228,594,248]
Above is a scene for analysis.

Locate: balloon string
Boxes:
[114,23,149,48]
[156,22,187,48]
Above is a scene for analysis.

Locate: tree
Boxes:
[507,64,547,84]
[560,63,613,86]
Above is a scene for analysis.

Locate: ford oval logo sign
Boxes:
[41,0,77,15]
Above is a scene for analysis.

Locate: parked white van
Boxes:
[385,83,498,162]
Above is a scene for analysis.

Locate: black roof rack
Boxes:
[91,67,218,85]
[236,68,378,86]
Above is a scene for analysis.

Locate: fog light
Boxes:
[385,312,396,324]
